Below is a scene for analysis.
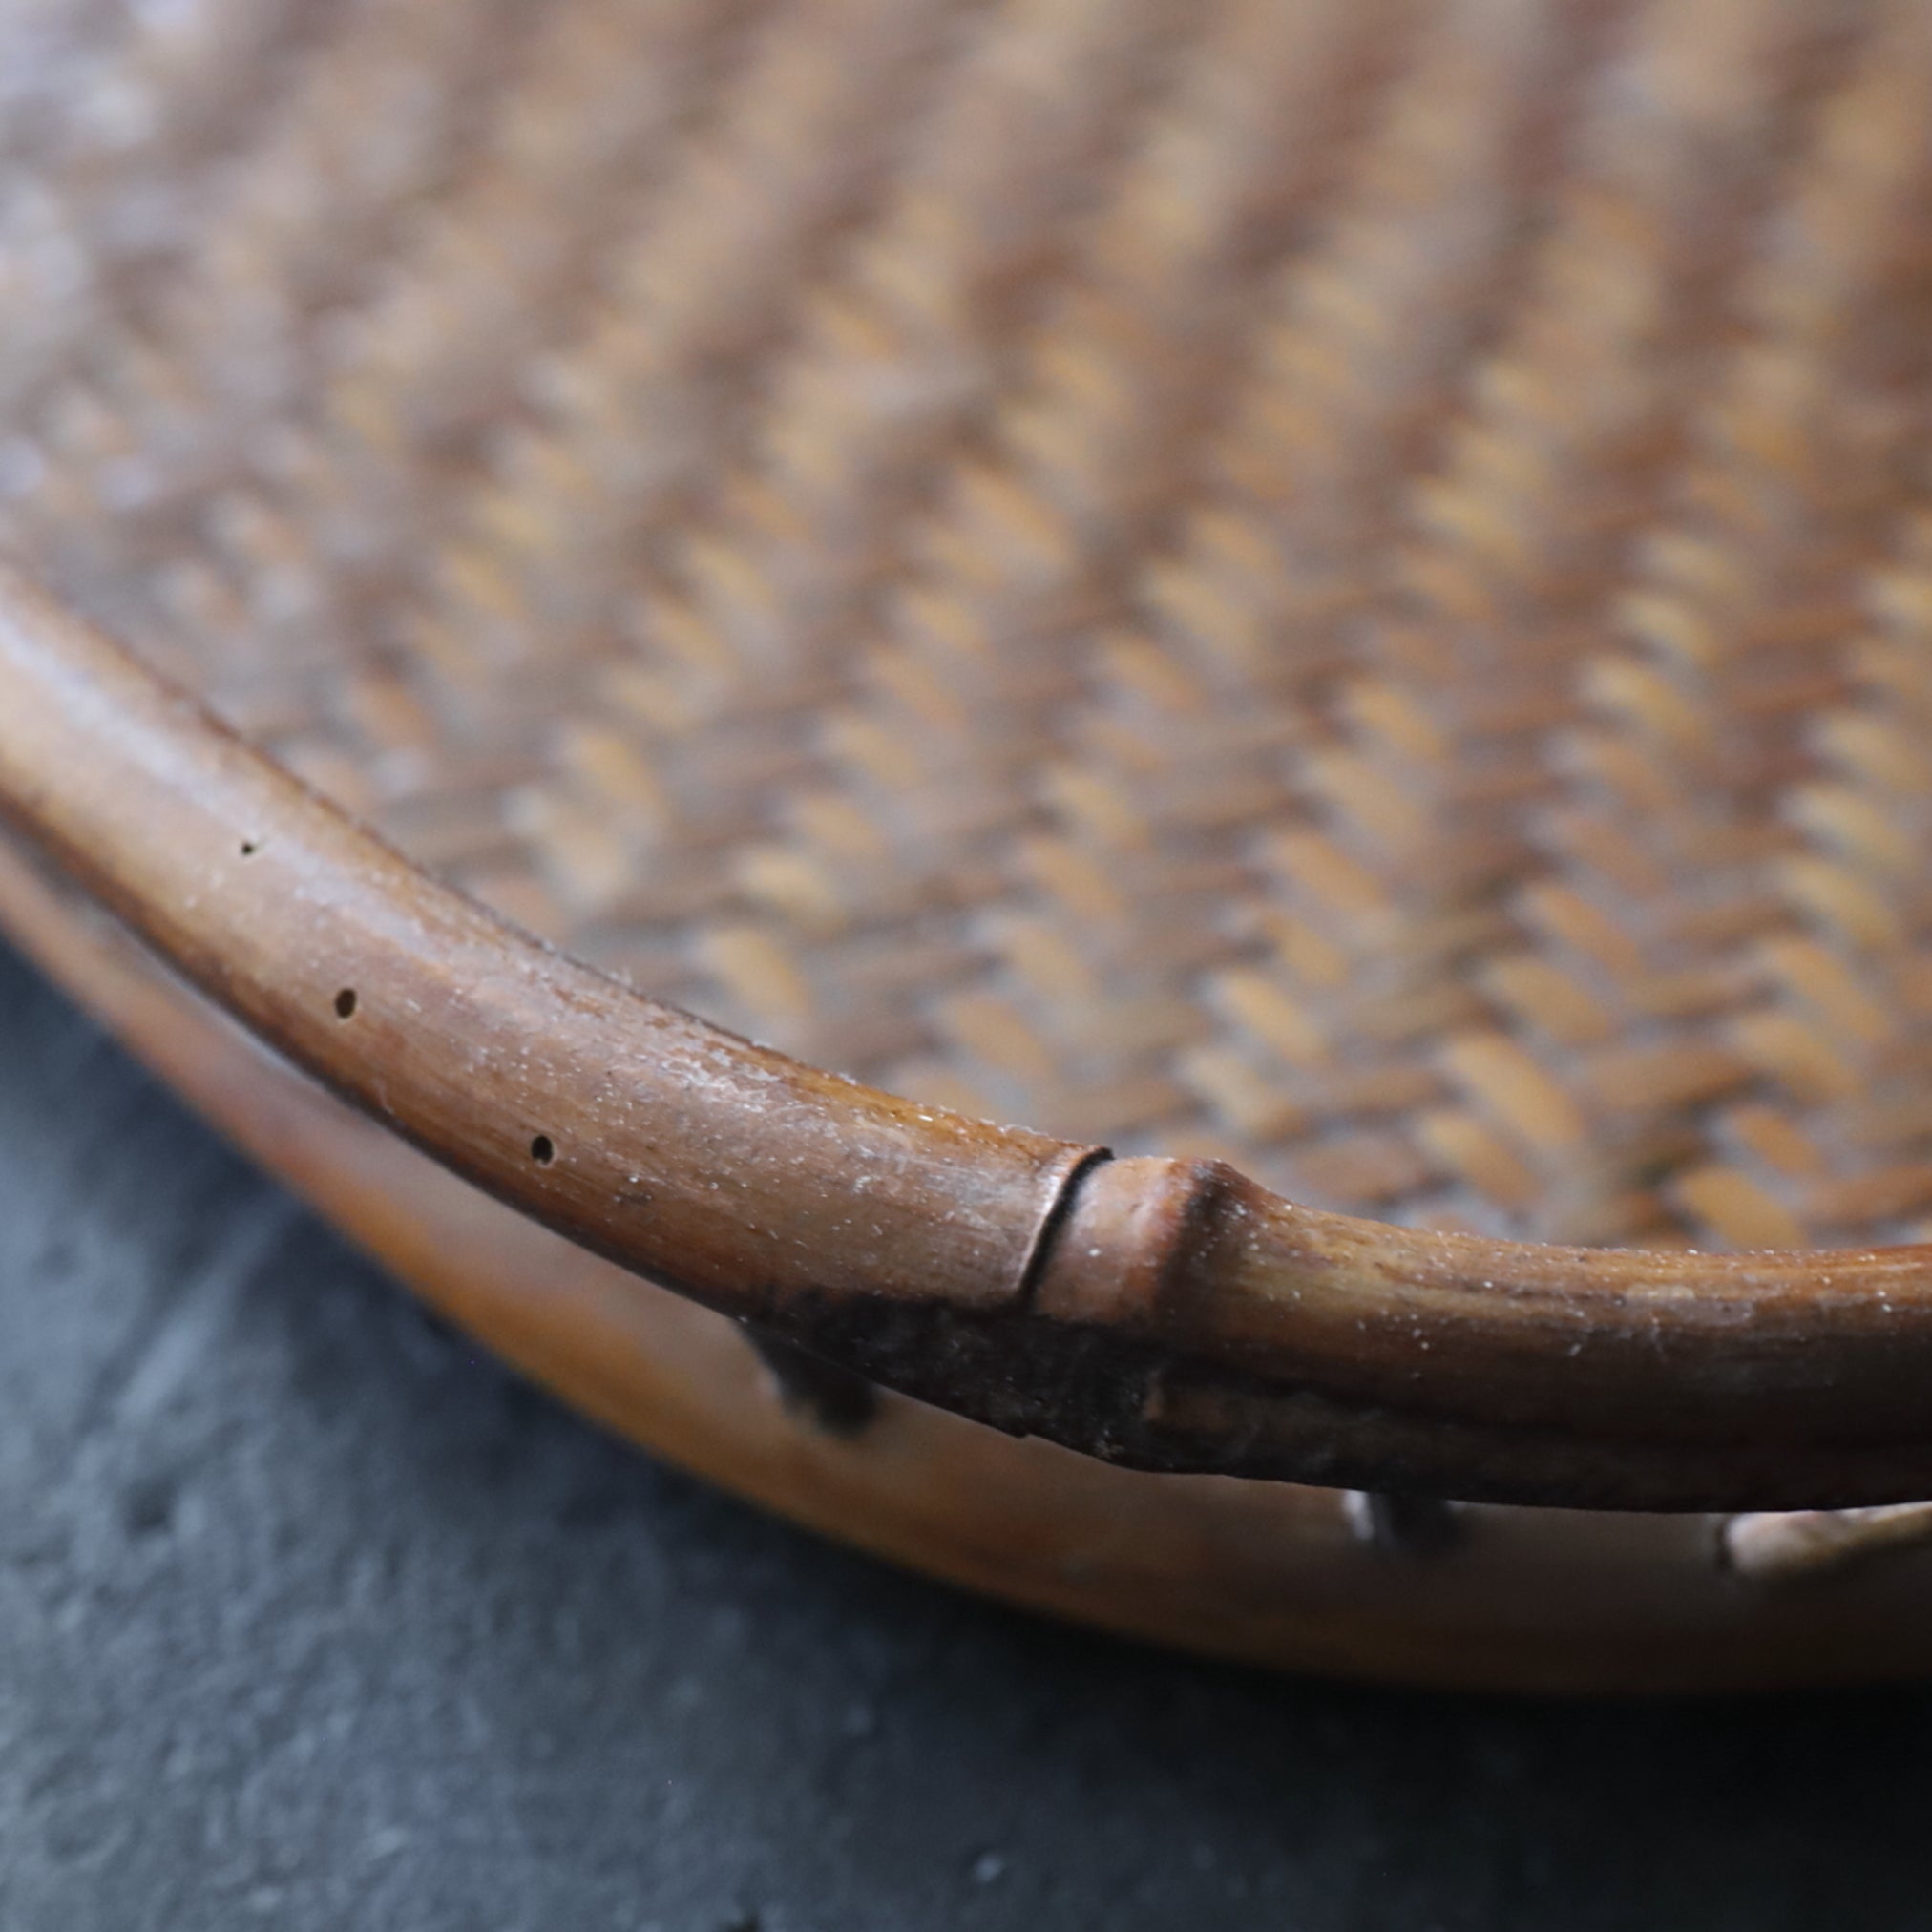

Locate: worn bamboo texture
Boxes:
[11,0,1932,1670]
[24,565,1932,1507]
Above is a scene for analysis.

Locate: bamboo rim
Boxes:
[9,564,1932,1512]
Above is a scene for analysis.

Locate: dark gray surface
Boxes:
[0,939,1927,1931]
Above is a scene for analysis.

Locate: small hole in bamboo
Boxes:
[334,988,358,1020]
[530,1134,556,1166]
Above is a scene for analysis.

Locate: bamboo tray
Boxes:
[9,0,1932,1690]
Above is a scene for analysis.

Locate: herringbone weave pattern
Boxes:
[7,0,1932,1250]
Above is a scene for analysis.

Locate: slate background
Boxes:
[1,938,1927,1930]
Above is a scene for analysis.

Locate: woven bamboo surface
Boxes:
[6,0,1932,1254]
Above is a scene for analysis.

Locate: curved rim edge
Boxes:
[7,565,1932,1508]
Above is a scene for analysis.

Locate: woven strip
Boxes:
[7,0,1932,1250]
